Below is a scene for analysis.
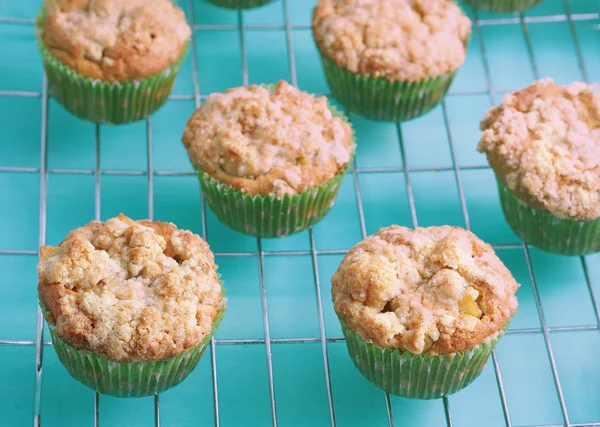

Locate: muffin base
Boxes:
[462,0,542,13]
[35,11,189,125]
[198,166,348,238]
[497,178,600,256]
[204,0,274,9]
[317,52,456,122]
[42,302,224,398]
[341,322,506,399]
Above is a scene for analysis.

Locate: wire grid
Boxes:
[0,0,598,426]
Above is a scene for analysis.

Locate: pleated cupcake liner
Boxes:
[462,0,542,13]
[198,167,348,238]
[341,322,507,399]
[496,178,600,256]
[204,0,275,9]
[317,52,457,122]
[41,300,225,398]
[35,10,189,125]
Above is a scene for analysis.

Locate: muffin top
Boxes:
[41,0,192,81]
[37,214,224,362]
[332,225,519,355]
[182,80,354,198]
[312,0,472,82]
[478,78,600,221]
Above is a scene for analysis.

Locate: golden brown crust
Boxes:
[41,0,191,81]
[477,78,600,220]
[331,225,519,355]
[312,0,472,82]
[182,81,354,197]
[37,214,225,362]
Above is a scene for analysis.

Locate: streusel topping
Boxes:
[37,214,224,362]
[478,78,600,220]
[41,0,191,81]
[332,226,518,355]
[182,80,354,197]
[312,0,472,82]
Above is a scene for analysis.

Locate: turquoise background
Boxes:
[0,0,599,426]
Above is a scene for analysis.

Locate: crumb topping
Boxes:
[312,0,472,82]
[37,214,224,362]
[182,80,354,197]
[478,78,600,220]
[41,0,192,81]
[332,225,519,355]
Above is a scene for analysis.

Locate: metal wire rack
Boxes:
[0,0,598,426]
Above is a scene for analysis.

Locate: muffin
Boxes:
[204,0,275,9]
[182,80,355,238]
[332,225,519,399]
[36,0,192,124]
[477,78,600,255]
[312,0,472,122]
[461,0,542,13]
[37,214,226,397]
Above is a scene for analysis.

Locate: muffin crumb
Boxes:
[332,225,519,355]
[312,0,472,82]
[182,80,354,197]
[37,214,224,362]
[477,78,600,220]
[42,0,192,81]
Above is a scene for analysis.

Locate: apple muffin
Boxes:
[37,214,225,397]
[477,78,600,255]
[332,225,519,398]
[312,0,472,121]
[182,80,355,237]
[36,0,192,123]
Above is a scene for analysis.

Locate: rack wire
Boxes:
[0,0,599,426]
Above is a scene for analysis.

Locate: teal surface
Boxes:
[0,0,599,426]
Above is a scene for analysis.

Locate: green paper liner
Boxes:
[317,51,456,122]
[198,166,348,238]
[41,300,225,398]
[204,0,274,9]
[341,322,506,399]
[462,0,542,13]
[35,10,189,124]
[496,178,600,256]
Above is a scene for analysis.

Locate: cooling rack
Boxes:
[0,0,599,426]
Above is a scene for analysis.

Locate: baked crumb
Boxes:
[478,78,600,220]
[182,80,354,198]
[312,0,472,82]
[332,225,519,355]
[37,214,225,362]
[41,0,191,81]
